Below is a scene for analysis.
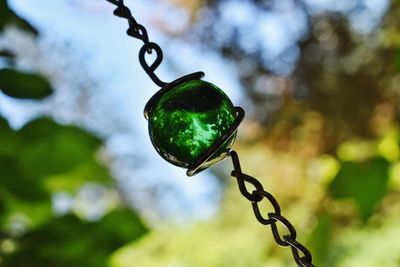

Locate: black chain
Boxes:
[105,1,315,266]
[230,150,315,267]
[106,0,167,87]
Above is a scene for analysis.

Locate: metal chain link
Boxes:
[106,0,167,87]
[230,150,315,267]
[105,2,315,266]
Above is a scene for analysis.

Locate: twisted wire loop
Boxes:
[105,0,167,87]
[229,150,315,267]
[105,1,314,266]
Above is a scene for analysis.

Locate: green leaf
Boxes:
[93,209,149,251]
[2,215,100,267]
[329,157,390,221]
[0,189,52,230]
[18,138,84,178]
[0,116,21,157]
[2,210,148,267]
[0,0,10,32]
[18,118,102,178]
[43,161,112,192]
[0,68,53,99]
[0,116,105,198]
[0,0,38,35]
[19,117,63,141]
[0,196,5,214]
[0,198,7,230]
[0,49,16,58]
[308,214,333,267]
[395,49,400,72]
[20,117,101,146]
[8,14,39,36]
[0,156,48,201]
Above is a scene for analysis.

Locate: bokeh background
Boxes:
[1,0,400,266]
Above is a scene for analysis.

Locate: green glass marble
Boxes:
[148,79,237,169]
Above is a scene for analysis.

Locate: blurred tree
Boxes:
[113,0,400,266]
[0,1,148,266]
[171,0,398,215]
[2,0,400,266]
[172,0,397,150]
[2,210,147,267]
[0,68,53,99]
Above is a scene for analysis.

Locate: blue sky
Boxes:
[0,0,389,223]
[1,0,235,223]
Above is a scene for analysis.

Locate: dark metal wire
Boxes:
[143,72,205,119]
[105,1,315,266]
[230,150,315,267]
[106,0,167,87]
[187,107,245,176]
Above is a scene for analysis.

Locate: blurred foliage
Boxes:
[2,0,400,266]
[0,68,53,99]
[0,2,148,266]
[0,0,38,35]
[2,210,147,267]
[0,116,109,201]
[109,0,400,266]
[330,157,389,221]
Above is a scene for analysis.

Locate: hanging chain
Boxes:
[230,150,315,267]
[106,0,167,87]
[105,1,315,266]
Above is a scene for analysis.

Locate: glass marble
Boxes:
[148,79,237,169]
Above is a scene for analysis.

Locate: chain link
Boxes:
[105,1,315,265]
[229,150,315,267]
[106,0,167,87]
